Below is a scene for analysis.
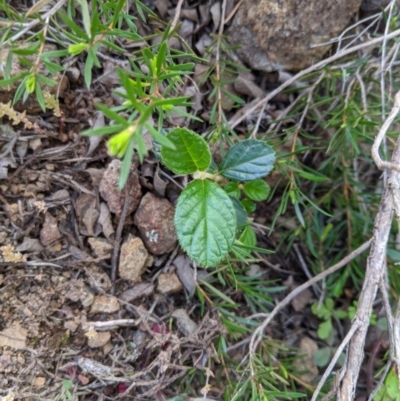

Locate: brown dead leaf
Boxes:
[234,75,265,98]
[15,237,44,253]
[40,212,62,246]
[171,309,197,336]
[98,203,114,241]
[174,255,196,296]
[120,282,154,302]
[0,321,27,349]
[75,193,100,236]
[153,165,168,197]
[210,2,221,31]
[45,189,70,202]
[181,8,199,22]
[86,111,105,156]
[0,158,17,179]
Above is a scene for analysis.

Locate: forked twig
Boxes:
[336,90,400,400]
[229,28,400,130]
[248,239,372,357]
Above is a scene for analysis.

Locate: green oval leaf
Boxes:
[243,179,270,201]
[175,180,236,267]
[161,128,211,174]
[219,139,275,181]
[241,198,256,213]
[314,347,332,368]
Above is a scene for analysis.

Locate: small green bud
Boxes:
[25,75,36,94]
[107,127,135,158]
[68,43,89,55]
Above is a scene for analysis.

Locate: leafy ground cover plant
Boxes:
[160,127,275,266]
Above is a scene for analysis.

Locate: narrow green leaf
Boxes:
[119,135,136,189]
[36,74,58,86]
[0,73,28,88]
[175,180,237,267]
[144,122,175,149]
[84,52,94,88]
[220,139,275,181]
[96,103,128,125]
[41,49,70,58]
[243,179,270,201]
[58,10,89,40]
[81,124,124,137]
[156,41,167,74]
[161,128,211,174]
[35,81,46,111]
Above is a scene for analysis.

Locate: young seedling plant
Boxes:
[160,127,275,267]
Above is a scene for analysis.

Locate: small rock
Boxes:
[120,282,154,302]
[157,272,183,295]
[90,295,120,314]
[0,354,11,372]
[134,193,177,255]
[40,212,62,246]
[64,320,79,333]
[0,321,27,349]
[119,235,148,283]
[228,0,362,72]
[88,237,114,257]
[65,279,94,308]
[87,331,111,348]
[99,159,142,215]
[33,377,46,387]
[294,337,319,383]
[87,270,112,292]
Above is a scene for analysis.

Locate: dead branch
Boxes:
[229,28,400,130]
[248,239,372,357]
[336,90,400,400]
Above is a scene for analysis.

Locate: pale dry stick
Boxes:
[337,94,400,401]
[379,0,396,184]
[311,10,384,50]
[81,319,137,331]
[355,71,368,116]
[8,0,67,43]
[371,91,400,173]
[170,0,185,31]
[379,279,396,360]
[248,238,372,358]
[110,186,130,294]
[229,28,400,130]
[293,244,322,296]
[224,0,243,24]
[250,102,267,138]
[311,322,361,401]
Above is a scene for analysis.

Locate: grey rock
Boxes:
[228,0,363,72]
